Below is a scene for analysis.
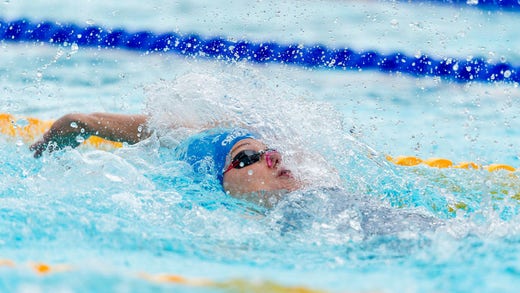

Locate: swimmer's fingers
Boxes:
[30,129,82,158]
[30,137,82,158]
[29,138,49,158]
[30,114,91,158]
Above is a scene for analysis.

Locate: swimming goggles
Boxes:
[223,148,276,174]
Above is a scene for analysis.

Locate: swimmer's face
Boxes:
[222,138,300,205]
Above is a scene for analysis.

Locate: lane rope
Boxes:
[0,259,324,293]
[415,0,520,11]
[1,113,516,172]
[386,155,516,172]
[0,17,518,84]
[0,113,122,149]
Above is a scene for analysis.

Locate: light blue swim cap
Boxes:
[176,128,257,185]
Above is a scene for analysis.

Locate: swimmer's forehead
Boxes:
[229,138,266,157]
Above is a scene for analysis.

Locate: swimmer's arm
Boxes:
[30,113,150,158]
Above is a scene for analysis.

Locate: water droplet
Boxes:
[452,63,459,71]
[70,43,79,53]
[75,135,85,143]
[239,162,245,168]
[504,70,512,78]
[248,170,254,176]
[55,48,64,60]
[70,122,78,128]
[105,173,123,182]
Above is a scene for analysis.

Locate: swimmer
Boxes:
[30,113,301,204]
[29,113,442,234]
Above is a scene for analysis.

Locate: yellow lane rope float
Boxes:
[386,155,516,172]
[0,259,325,293]
[0,113,516,172]
[0,113,122,149]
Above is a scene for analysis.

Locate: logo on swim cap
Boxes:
[220,128,251,147]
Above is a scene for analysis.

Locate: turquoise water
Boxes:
[2,1,520,292]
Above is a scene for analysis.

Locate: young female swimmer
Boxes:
[30,113,442,234]
[30,113,301,200]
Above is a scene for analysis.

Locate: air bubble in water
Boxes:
[70,122,78,128]
[248,170,254,176]
[75,135,85,143]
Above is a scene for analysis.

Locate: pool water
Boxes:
[2,1,520,292]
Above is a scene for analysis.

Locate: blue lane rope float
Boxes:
[1,18,519,84]
[415,0,520,11]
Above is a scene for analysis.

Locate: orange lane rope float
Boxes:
[0,113,516,172]
[0,259,326,293]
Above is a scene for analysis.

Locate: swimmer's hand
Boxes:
[30,114,91,158]
[30,113,149,158]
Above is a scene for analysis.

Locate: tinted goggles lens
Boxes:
[223,148,275,174]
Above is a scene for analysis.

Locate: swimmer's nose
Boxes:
[265,150,281,169]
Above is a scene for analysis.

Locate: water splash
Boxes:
[143,63,388,190]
